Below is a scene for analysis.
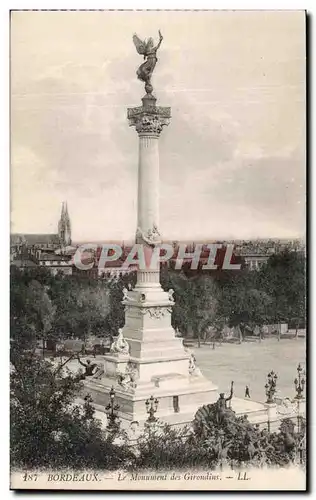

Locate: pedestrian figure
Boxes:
[245,385,251,398]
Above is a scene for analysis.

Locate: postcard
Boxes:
[10,9,306,491]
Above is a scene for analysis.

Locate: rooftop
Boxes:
[11,233,60,245]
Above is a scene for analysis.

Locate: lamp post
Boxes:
[294,363,305,434]
[294,363,305,400]
[265,370,278,404]
[145,395,159,423]
[265,371,278,433]
[105,386,120,430]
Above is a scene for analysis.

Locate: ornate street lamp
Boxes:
[294,364,305,434]
[294,363,305,400]
[265,370,278,404]
[145,395,159,423]
[105,386,120,430]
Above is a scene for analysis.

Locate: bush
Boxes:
[131,423,217,470]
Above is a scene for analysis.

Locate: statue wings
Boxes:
[133,34,148,55]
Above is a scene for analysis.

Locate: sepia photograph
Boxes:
[9,9,306,491]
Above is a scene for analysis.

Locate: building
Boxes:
[37,252,73,276]
[11,201,72,250]
[72,246,138,280]
[242,254,269,271]
[11,202,74,275]
[233,238,305,271]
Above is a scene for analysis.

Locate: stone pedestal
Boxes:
[83,284,219,425]
[83,92,219,426]
[103,353,129,378]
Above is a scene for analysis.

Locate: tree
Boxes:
[10,266,112,345]
[217,272,273,340]
[160,268,190,335]
[10,270,56,354]
[104,273,137,339]
[11,271,37,349]
[75,284,110,339]
[258,250,306,333]
[27,280,56,355]
[10,346,133,469]
[161,269,219,345]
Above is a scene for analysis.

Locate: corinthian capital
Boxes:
[127,105,171,136]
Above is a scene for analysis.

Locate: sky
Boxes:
[10,10,306,241]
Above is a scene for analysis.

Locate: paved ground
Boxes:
[193,337,306,403]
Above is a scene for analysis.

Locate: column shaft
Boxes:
[137,134,160,236]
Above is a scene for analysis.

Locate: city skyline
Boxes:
[11,11,306,241]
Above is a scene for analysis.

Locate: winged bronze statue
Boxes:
[132,30,163,94]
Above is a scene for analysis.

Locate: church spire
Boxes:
[58,201,72,247]
[60,201,66,218]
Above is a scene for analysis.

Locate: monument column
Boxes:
[128,95,171,287]
[83,32,219,428]
[138,132,159,237]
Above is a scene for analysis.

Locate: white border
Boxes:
[2,1,315,9]
[1,2,313,499]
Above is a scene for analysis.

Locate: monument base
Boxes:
[81,374,278,432]
[79,281,224,427]
[82,360,219,427]
[81,362,280,431]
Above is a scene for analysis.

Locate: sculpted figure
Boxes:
[117,372,130,390]
[110,329,129,356]
[133,30,163,94]
[187,351,202,377]
[277,397,295,415]
[77,355,97,378]
[215,382,234,424]
[139,293,146,303]
[122,287,139,303]
[136,224,161,246]
[91,362,105,380]
[117,363,138,391]
[189,353,197,375]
